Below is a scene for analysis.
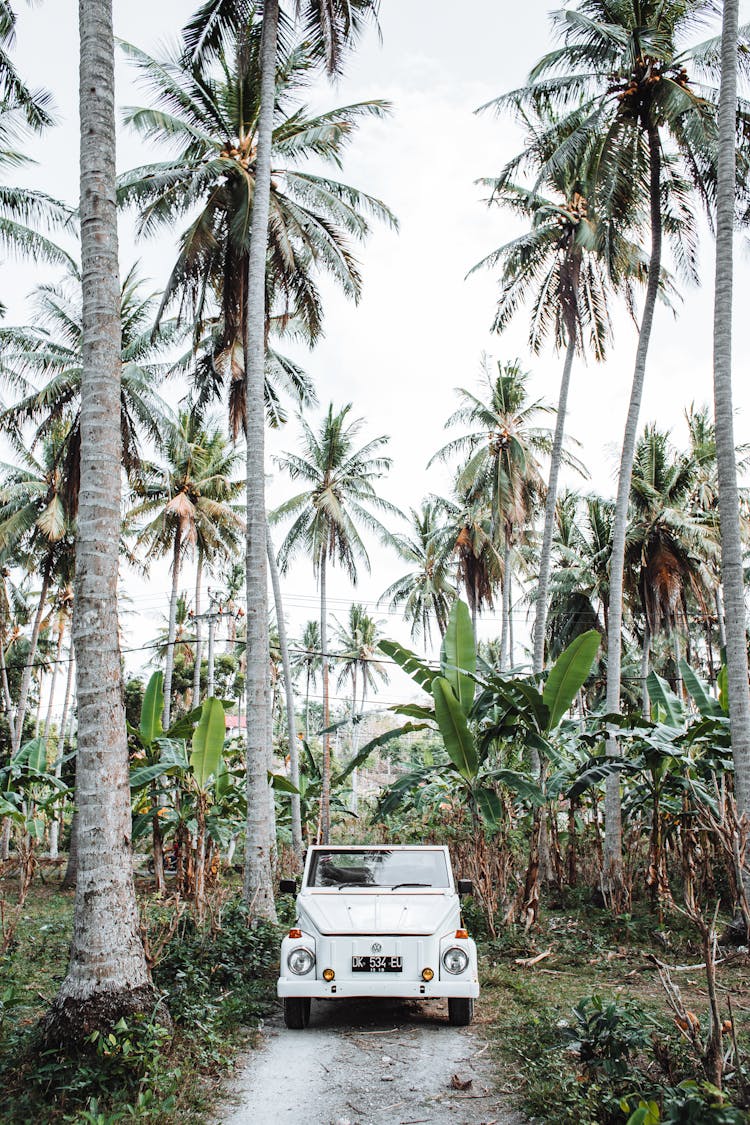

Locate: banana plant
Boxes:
[568,663,728,917]
[346,600,600,829]
[0,736,71,842]
[127,671,199,890]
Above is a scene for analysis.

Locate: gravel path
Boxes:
[217,997,524,1125]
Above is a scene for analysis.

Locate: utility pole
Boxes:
[189,590,223,702]
[190,589,246,703]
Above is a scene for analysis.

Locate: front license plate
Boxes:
[352,955,402,973]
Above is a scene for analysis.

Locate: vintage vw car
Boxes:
[277,844,478,1029]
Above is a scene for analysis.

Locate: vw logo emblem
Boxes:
[371,942,382,953]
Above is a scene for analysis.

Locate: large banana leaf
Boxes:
[190,697,226,789]
[679,660,723,719]
[129,761,176,790]
[392,703,435,721]
[646,671,685,727]
[567,756,639,800]
[379,638,435,692]
[475,786,503,829]
[489,767,545,806]
[139,671,164,746]
[166,705,207,739]
[13,736,47,772]
[268,772,300,795]
[543,630,600,731]
[442,599,476,714]
[215,757,230,800]
[432,676,478,781]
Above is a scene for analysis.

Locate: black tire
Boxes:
[284,997,311,1029]
[448,997,474,1026]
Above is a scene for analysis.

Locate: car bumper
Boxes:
[277,977,480,999]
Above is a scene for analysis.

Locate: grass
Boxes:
[0,869,281,1124]
[474,889,750,1123]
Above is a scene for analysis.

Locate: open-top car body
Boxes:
[277,844,479,1029]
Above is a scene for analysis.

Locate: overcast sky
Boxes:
[9,1,750,716]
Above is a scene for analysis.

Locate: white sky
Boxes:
[8,1,750,717]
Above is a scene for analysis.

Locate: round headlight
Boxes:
[287,946,315,975]
[442,946,469,975]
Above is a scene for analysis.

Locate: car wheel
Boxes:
[284,997,311,1029]
[448,997,474,1026]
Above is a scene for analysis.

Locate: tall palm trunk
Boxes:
[242,0,279,921]
[320,546,331,844]
[533,330,577,677]
[603,123,662,904]
[507,564,514,667]
[43,624,65,743]
[267,528,303,858]
[712,0,750,878]
[715,586,727,652]
[0,633,12,718]
[44,0,156,1043]
[192,546,203,706]
[162,526,182,729]
[500,537,511,671]
[12,561,52,755]
[641,623,651,719]
[349,664,358,813]
[49,636,74,860]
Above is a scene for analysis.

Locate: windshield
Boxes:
[307,849,450,889]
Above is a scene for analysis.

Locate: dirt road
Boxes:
[217,997,524,1125]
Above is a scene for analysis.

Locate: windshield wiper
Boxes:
[391,882,432,890]
[336,882,372,890]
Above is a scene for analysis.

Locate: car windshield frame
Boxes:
[304,848,452,892]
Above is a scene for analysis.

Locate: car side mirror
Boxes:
[457,879,473,896]
[279,878,297,894]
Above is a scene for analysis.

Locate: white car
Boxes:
[277,844,479,1029]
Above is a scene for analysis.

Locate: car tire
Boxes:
[448,997,474,1026]
[284,997,311,1029]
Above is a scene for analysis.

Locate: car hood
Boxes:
[298,893,458,936]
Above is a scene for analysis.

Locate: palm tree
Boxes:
[272,403,397,842]
[0,264,177,510]
[291,619,321,743]
[0,421,76,755]
[471,104,649,679]
[129,412,243,728]
[132,0,384,919]
[496,0,750,899]
[547,491,612,660]
[333,603,388,812]
[431,490,502,639]
[430,359,556,667]
[712,0,750,871]
[118,28,393,433]
[44,0,155,1046]
[685,404,750,671]
[625,425,717,713]
[379,501,455,645]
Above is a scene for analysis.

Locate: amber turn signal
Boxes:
[288,928,302,939]
[322,968,335,982]
[421,967,434,982]
[455,929,469,939]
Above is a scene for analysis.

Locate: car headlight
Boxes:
[287,946,315,975]
[442,946,469,975]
